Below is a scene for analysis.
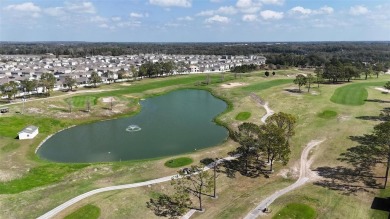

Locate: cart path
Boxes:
[181,95,274,219]
[243,139,325,219]
[37,156,238,219]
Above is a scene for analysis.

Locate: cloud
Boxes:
[4,2,41,18]
[289,5,333,17]
[4,2,41,12]
[44,7,65,17]
[260,10,283,20]
[111,17,122,21]
[260,0,284,6]
[65,1,96,14]
[242,14,257,22]
[130,12,149,18]
[317,6,334,14]
[197,6,237,16]
[178,16,193,21]
[349,5,369,15]
[236,0,261,13]
[205,15,230,24]
[290,6,312,16]
[149,0,191,8]
[90,16,108,23]
[117,20,142,27]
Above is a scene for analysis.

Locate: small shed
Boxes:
[18,126,39,140]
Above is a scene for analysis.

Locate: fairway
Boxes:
[64,204,100,219]
[240,79,293,92]
[330,82,385,106]
[273,203,317,219]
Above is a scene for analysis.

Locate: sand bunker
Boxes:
[375,87,390,93]
[220,82,247,88]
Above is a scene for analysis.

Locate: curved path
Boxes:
[243,139,325,219]
[37,156,237,219]
[181,96,274,219]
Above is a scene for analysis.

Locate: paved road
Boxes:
[243,139,325,219]
[37,156,237,219]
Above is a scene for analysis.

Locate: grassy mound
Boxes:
[64,204,101,219]
[67,96,98,107]
[273,203,316,219]
[235,112,251,121]
[317,110,338,119]
[164,157,193,168]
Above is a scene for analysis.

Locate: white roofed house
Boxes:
[18,125,39,140]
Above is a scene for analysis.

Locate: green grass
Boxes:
[240,79,293,92]
[0,164,88,194]
[273,203,317,219]
[164,157,193,168]
[0,116,69,138]
[235,112,251,121]
[317,110,338,119]
[67,95,98,107]
[64,204,101,219]
[1,142,20,152]
[330,81,386,106]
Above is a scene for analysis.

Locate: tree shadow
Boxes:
[314,166,382,195]
[371,197,390,218]
[219,158,269,179]
[365,99,390,104]
[284,88,302,93]
[356,108,390,122]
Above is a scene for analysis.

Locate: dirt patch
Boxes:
[220,82,247,88]
[311,91,319,95]
[337,115,352,122]
[102,97,115,103]
[120,83,132,86]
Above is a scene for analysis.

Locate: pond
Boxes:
[36,89,228,163]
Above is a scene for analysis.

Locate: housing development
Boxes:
[0,0,389,219]
[0,54,266,94]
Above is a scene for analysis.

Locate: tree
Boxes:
[40,72,56,96]
[231,123,260,173]
[294,74,307,92]
[259,123,290,171]
[90,72,102,88]
[20,79,37,97]
[266,112,297,141]
[147,193,190,219]
[64,76,77,91]
[66,99,73,113]
[86,97,91,112]
[265,71,269,77]
[372,121,390,188]
[0,81,18,101]
[172,165,214,211]
[272,71,276,76]
[384,81,390,92]
[106,71,114,84]
[306,73,315,92]
[314,67,323,88]
[130,66,138,80]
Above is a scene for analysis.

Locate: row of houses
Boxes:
[0,54,266,95]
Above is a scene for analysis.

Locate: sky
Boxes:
[0,0,389,42]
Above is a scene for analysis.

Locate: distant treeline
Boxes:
[230,64,258,73]
[1,41,390,66]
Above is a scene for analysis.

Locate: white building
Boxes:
[18,125,39,140]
